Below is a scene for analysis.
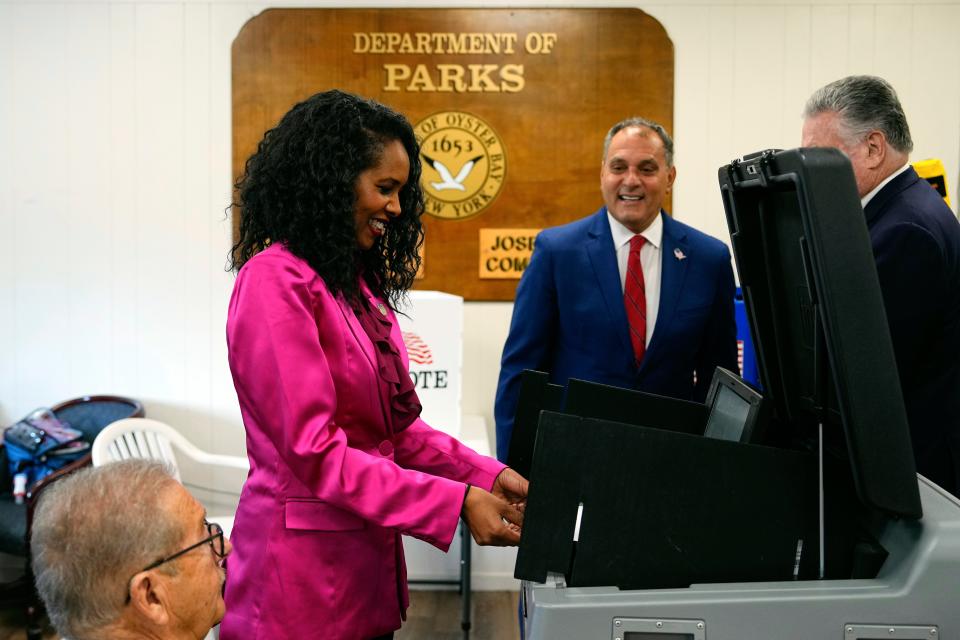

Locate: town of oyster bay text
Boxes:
[353,31,559,93]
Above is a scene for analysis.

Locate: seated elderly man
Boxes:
[31,459,231,640]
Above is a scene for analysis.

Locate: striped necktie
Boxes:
[624,234,647,366]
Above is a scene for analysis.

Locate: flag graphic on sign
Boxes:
[403,332,433,365]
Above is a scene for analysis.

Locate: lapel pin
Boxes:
[674,248,687,261]
[377,302,388,315]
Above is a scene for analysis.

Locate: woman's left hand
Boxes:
[462,486,523,546]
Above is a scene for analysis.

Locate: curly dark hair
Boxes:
[229,90,425,309]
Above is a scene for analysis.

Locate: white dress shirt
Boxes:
[608,212,663,347]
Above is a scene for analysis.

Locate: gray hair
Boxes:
[31,460,182,640]
[803,75,913,154]
[602,117,675,167]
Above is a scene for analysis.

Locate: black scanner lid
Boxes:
[719,148,922,519]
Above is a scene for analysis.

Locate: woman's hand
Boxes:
[491,467,529,509]
[461,486,524,546]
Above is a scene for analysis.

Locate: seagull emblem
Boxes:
[422,154,484,191]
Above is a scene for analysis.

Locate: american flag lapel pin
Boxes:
[674,248,687,261]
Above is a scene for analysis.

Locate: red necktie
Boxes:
[624,235,647,366]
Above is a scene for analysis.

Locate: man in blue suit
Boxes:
[494,118,738,462]
[803,75,960,497]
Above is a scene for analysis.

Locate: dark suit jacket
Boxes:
[494,208,738,461]
[865,167,960,496]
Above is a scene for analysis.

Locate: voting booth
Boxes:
[515,148,960,639]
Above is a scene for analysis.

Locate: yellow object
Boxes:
[912,158,952,208]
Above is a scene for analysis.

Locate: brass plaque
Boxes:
[233,8,673,300]
[479,229,541,279]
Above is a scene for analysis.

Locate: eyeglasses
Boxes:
[142,520,225,572]
[126,521,225,603]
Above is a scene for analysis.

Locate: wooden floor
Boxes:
[0,590,520,640]
[399,590,520,640]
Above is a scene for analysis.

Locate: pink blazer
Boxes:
[220,245,505,639]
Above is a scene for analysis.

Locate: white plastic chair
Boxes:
[91,417,248,540]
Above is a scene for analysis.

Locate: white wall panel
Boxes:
[699,6,736,243]
[732,6,787,156]
[208,3,259,458]
[847,4,875,72]
[65,3,114,396]
[0,3,16,424]
[12,4,71,408]
[909,3,960,190]
[810,6,851,88]
[874,5,914,91]
[133,3,186,412]
[782,5,812,145]
[181,2,215,448]
[648,5,712,241]
[108,3,140,403]
[461,301,512,433]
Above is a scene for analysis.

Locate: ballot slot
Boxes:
[573,502,584,542]
[565,501,585,583]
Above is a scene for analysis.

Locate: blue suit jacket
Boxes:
[494,208,738,461]
[865,167,960,496]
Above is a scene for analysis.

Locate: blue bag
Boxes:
[3,408,90,487]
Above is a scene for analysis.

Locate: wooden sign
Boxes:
[233,8,673,300]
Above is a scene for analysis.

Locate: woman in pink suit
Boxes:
[221,90,528,640]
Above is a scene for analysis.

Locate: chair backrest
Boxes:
[52,395,145,442]
[91,418,195,481]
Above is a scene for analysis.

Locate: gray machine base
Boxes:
[523,477,958,639]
